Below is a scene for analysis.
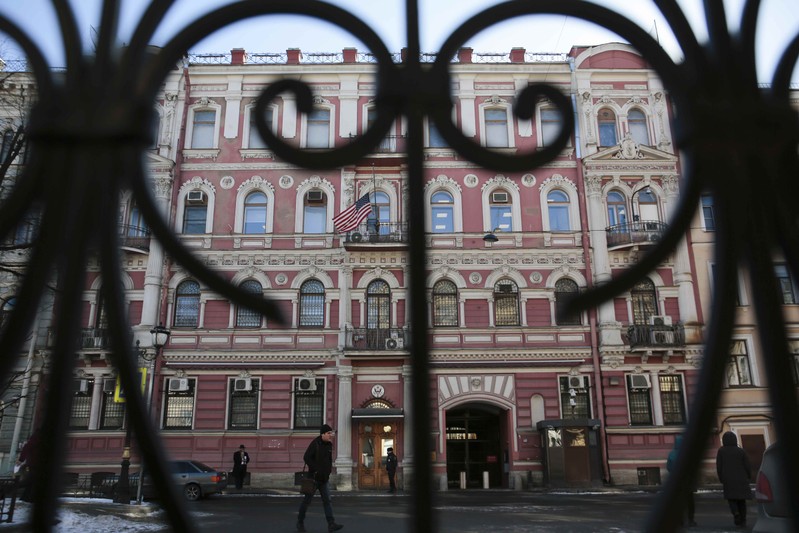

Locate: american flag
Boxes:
[333,193,372,233]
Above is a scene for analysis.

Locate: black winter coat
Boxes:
[304,436,333,483]
[716,431,752,500]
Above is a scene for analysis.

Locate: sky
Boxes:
[0,0,797,83]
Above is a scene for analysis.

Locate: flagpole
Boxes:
[371,163,378,234]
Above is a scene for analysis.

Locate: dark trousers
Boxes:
[298,480,335,524]
[233,467,246,489]
[727,499,747,524]
[387,470,396,492]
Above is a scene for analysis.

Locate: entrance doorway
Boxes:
[445,404,504,488]
[357,421,396,490]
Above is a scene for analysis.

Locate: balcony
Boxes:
[605,220,667,249]
[342,221,408,249]
[344,326,409,352]
[118,224,150,251]
[80,328,111,350]
[627,323,686,349]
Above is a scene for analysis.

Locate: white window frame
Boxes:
[479,103,514,149]
[302,105,334,149]
[185,104,221,149]
[244,103,277,149]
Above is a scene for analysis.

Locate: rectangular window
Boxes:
[701,194,716,230]
[431,206,453,232]
[162,378,196,429]
[598,122,617,147]
[293,378,324,429]
[249,108,272,149]
[183,205,207,234]
[191,110,215,149]
[659,374,687,425]
[228,378,259,430]
[490,205,512,232]
[726,340,753,387]
[100,383,125,430]
[428,122,447,147]
[303,205,326,233]
[484,108,508,148]
[627,375,653,425]
[548,205,570,232]
[710,263,742,306]
[775,264,798,304]
[307,109,330,149]
[559,377,591,419]
[69,379,93,429]
[540,108,562,147]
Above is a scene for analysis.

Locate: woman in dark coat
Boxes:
[716,431,752,526]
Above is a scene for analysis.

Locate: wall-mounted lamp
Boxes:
[482,227,501,243]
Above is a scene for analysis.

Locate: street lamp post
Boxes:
[135,324,170,505]
[113,324,170,505]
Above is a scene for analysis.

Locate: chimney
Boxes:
[231,48,245,65]
[343,48,357,63]
[458,47,473,64]
[287,48,302,65]
[510,48,525,63]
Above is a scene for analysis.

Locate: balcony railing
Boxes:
[343,221,408,246]
[344,327,409,351]
[605,220,668,249]
[627,323,686,349]
[80,328,111,350]
[118,224,151,251]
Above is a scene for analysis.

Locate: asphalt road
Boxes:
[60,489,756,533]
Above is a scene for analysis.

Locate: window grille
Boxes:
[229,378,259,430]
[293,379,324,429]
[162,379,195,430]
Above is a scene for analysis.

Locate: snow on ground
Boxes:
[1,499,165,532]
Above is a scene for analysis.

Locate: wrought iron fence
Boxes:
[0,1,797,532]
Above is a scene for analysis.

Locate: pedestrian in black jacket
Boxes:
[297,424,343,532]
[385,447,398,493]
[716,431,752,527]
[232,444,250,489]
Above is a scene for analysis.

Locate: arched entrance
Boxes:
[445,403,505,488]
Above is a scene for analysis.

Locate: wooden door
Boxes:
[357,422,396,490]
[563,427,591,484]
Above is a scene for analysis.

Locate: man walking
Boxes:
[385,447,397,494]
[297,424,343,532]
[232,444,250,489]
[716,431,752,527]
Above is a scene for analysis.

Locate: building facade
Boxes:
[3,43,791,490]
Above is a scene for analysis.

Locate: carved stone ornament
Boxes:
[469,272,482,284]
[179,176,216,194]
[238,175,275,193]
[275,273,288,286]
[613,133,644,160]
[464,174,479,188]
[482,174,520,193]
[529,272,543,284]
[521,174,536,187]
[279,175,294,189]
[425,174,462,192]
[220,176,235,190]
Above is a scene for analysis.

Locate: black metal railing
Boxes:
[79,328,111,350]
[343,221,408,245]
[606,220,668,248]
[118,224,150,251]
[344,327,408,351]
[627,323,686,349]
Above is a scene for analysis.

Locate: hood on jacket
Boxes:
[722,431,738,446]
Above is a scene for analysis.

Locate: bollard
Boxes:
[459,471,466,489]
[483,471,489,488]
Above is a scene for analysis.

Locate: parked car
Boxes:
[753,444,790,532]
[128,460,227,501]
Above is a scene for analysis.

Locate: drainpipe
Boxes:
[569,56,612,484]
[8,313,40,473]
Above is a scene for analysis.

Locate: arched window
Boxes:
[547,190,571,232]
[540,108,562,147]
[628,109,649,146]
[494,279,520,326]
[366,191,390,235]
[307,108,331,149]
[430,191,454,233]
[635,188,659,222]
[598,108,618,146]
[607,191,628,226]
[303,190,327,234]
[191,109,215,149]
[484,108,508,148]
[236,280,263,328]
[243,191,268,234]
[299,279,325,328]
[489,189,513,231]
[631,278,657,324]
[174,280,201,328]
[555,278,580,325]
[183,191,208,234]
[432,279,458,327]
[366,280,391,330]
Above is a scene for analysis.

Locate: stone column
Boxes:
[140,175,173,331]
[663,175,699,325]
[401,364,414,488]
[334,366,354,491]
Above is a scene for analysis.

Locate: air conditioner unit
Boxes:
[568,376,588,390]
[169,377,190,392]
[103,379,117,393]
[186,190,206,204]
[491,191,509,203]
[350,232,363,242]
[298,377,317,392]
[649,315,672,326]
[234,378,252,392]
[385,338,405,350]
[390,331,400,340]
[629,374,651,389]
[74,379,89,393]
[307,190,324,202]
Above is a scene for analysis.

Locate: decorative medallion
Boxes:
[275,273,288,286]
[521,174,536,187]
[220,176,235,190]
[529,272,543,284]
[464,174,479,188]
[469,272,482,284]
[371,384,385,398]
[279,175,294,189]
